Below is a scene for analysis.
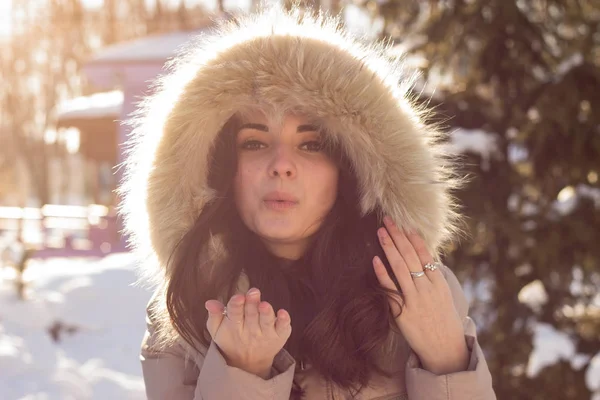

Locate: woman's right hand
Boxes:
[204,288,292,379]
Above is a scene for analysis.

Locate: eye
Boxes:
[299,140,323,152]
[240,140,266,151]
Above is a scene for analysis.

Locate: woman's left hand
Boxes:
[372,216,469,375]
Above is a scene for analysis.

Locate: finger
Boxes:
[274,309,292,339]
[383,216,423,275]
[405,231,444,284]
[226,294,245,324]
[372,256,404,314]
[377,226,416,295]
[205,299,225,338]
[244,288,261,332]
[403,229,434,265]
[258,301,275,333]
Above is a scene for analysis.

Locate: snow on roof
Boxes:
[85,13,235,66]
[56,91,123,121]
[88,30,201,65]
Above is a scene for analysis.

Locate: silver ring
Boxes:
[410,271,426,278]
[424,262,440,272]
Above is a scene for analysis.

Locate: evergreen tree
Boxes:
[362,1,600,398]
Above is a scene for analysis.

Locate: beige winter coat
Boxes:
[119,5,496,399]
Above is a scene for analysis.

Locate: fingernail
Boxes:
[247,288,260,296]
[277,312,288,321]
[232,294,245,303]
[383,216,393,225]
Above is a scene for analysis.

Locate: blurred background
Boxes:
[0,0,598,399]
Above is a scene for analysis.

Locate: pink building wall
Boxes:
[82,31,200,182]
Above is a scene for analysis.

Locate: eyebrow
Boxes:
[297,124,319,132]
[238,123,319,133]
[239,123,268,132]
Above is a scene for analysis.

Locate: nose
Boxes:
[268,145,296,179]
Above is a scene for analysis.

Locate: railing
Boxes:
[0,204,128,259]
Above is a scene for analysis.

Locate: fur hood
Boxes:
[119,6,462,286]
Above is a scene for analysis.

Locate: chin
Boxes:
[254,220,303,241]
[256,227,300,242]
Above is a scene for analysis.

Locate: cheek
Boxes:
[233,165,250,209]
[325,171,339,204]
[234,159,262,208]
[310,162,339,207]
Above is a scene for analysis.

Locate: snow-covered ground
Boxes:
[0,253,152,400]
[1,253,598,399]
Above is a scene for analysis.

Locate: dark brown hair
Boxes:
[166,116,403,398]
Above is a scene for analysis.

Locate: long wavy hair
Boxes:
[165,113,404,398]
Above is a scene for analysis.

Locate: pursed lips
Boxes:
[263,191,299,210]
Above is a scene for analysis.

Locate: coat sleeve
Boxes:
[140,294,297,399]
[404,265,496,400]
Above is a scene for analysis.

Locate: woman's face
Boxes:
[234,110,339,260]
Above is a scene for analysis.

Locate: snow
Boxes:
[0,253,152,400]
[469,264,599,398]
[527,322,590,374]
[88,30,202,65]
[532,52,584,83]
[507,184,600,219]
[56,91,123,121]
[577,185,600,207]
[462,276,493,305]
[507,143,529,164]
[445,128,500,170]
[518,279,548,313]
[553,184,600,216]
[388,35,428,57]
[343,4,383,40]
[514,263,533,277]
[507,194,539,217]
[555,52,584,81]
[2,252,599,399]
[527,323,600,399]
[589,354,600,398]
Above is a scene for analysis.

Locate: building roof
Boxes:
[56,90,123,122]
[87,31,201,66]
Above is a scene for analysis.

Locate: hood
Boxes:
[118,6,462,285]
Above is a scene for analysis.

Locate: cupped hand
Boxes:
[205,288,292,379]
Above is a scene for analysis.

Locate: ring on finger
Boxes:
[410,270,426,278]
[223,307,241,323]
[424,262,441,272]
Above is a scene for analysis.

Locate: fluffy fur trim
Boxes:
[118,5,464,287]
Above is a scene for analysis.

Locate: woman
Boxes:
[121,5,496,399]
